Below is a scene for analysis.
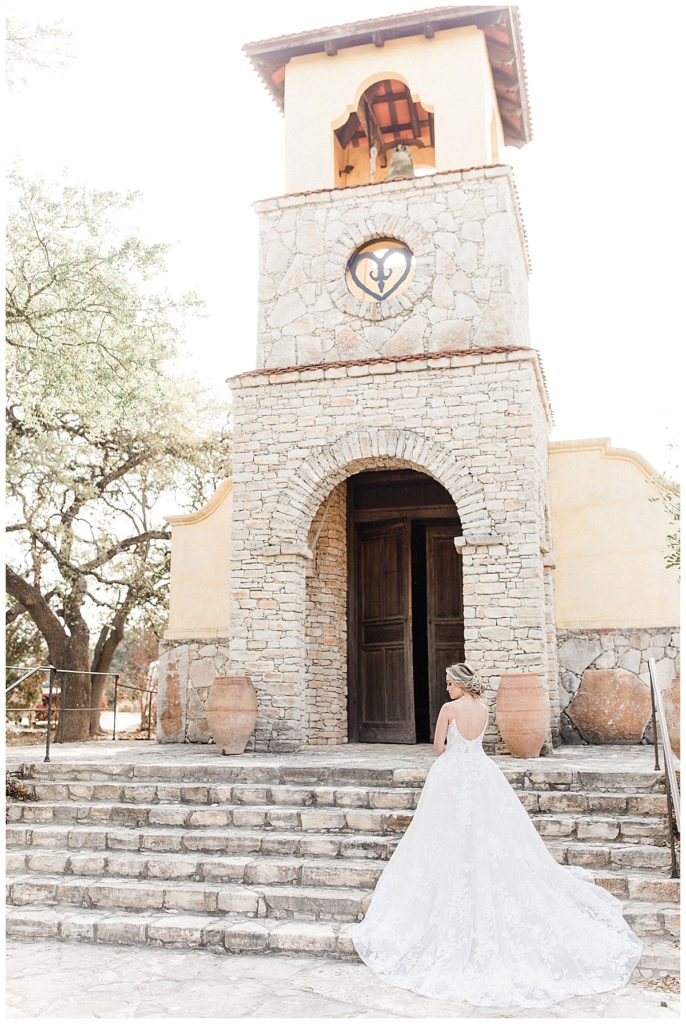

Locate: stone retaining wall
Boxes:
[557,627,680,744]
[157,639,233,746]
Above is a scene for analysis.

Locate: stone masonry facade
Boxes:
[157,169,561,753]
[226,346,554,753]
[157,639,232,747]
[255,166,529,369]
[303,483,348,744]
[557,627,681,744]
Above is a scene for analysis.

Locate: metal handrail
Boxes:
[5,665,158,761]
[5,666,50,695]
[647,658,680,878]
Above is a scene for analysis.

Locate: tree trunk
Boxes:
[53,644,92,743]
[89,674,110,737]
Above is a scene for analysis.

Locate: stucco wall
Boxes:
[549,440,679,629]
[164,481,233,641]
[284,26,501,194]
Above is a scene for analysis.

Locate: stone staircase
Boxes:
[6,756,680,982]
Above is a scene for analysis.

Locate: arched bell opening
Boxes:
[333,78,435,188]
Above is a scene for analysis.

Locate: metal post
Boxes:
[146,689,152,740]
[44,668,56,763]
[112,675,119,740]
[667,789,680,879]
[649,678,660,770]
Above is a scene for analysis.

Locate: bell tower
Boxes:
[185,6,558,754]
[244,6,532,368]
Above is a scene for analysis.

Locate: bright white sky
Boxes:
[7,0,683,476]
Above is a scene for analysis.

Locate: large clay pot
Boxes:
[207,676,257,755]
[663,678,680,759]
[496,673,549,758]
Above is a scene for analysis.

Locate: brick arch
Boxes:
[270,427,493,547]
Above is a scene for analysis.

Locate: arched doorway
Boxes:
[347,469,463,743]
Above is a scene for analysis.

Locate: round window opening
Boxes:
[345,237,415,303]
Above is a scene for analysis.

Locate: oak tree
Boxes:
[6,173,231,740]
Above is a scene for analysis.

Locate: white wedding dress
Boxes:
[351,715,643,1008]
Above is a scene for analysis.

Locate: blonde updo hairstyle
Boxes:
[446,662,486,705]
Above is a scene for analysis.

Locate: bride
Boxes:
[350,662,643,1008]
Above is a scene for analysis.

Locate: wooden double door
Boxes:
[347,472,464,743]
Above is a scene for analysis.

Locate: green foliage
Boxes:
[6,170,203,434]
[648,472,680,577]
[662,488,680,572]
[5,15,73,91]
[6,173,231,728]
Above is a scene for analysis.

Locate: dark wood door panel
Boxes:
[356,520,415,743]
[426,525,465,739]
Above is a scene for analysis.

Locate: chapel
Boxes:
[158,6,679,754]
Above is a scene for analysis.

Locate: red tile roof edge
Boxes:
[229,344,528,379]
[254,164,531,273]
[254,163,509,205]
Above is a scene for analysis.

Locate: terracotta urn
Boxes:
[663,678,680,759]
[206,676,257,755]
[496,672,549,758]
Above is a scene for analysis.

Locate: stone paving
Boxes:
[7,738,679,1015]
[5,939,681,1019]
[5,738,670,774]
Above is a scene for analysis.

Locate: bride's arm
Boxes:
[433,704,450,756]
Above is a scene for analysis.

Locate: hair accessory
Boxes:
[446,662,484,695]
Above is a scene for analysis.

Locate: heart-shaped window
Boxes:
[346,238,415,304]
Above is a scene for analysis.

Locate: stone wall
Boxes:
[157,639,232,746]
[303,483,348,744]
[531,365,559,746]
[228,346,553,752]
[557,627,680,744]
[255,166,529,369]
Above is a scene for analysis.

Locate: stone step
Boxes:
[12,778,670,817]
[5,823,394,860]
[14,761,668,794]
[7,823,676,872]
[5,905,680,979]
[5,846,680,903]
[547,840,675,872]
[6,799,669,844]
[5,873,680,938]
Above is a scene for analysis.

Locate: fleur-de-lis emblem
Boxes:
[348,244,413,302]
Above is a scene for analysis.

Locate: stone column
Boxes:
[228,543,310,752]
[543,555,561,746]
[458,533,552,754]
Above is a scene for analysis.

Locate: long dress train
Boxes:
[350,717,643,1008]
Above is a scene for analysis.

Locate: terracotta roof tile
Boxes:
[228,344,554,424]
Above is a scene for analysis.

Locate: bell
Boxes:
[386,144,415,180]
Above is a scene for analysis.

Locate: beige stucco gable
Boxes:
[549,439,679,629]
[164,480,232,640]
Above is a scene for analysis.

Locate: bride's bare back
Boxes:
[448,696,488,738]
[433,694,488,752]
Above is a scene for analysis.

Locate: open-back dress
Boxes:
[350,713,643,1008]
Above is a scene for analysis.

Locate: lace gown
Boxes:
[350,717,643,1008]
